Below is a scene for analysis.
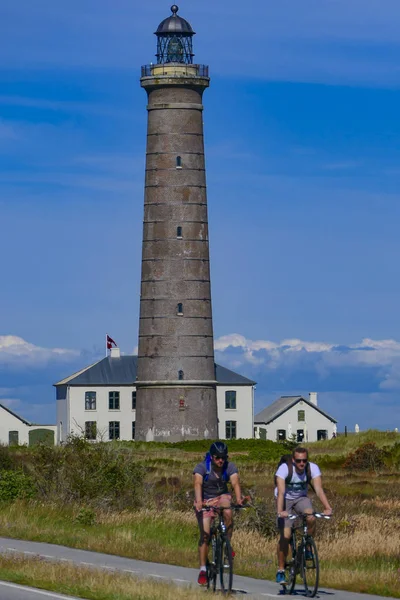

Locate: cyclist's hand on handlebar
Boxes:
[194,499,203,512]
[323,508,333,516]
[278,510,289,518]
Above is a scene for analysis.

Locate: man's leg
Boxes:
[196,510,212,575]
[295,497,316,536]
[277,525,292,571]
[218,494,233,541]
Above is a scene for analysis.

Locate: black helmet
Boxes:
[209,441,228,458]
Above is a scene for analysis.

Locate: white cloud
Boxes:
[214,334,400,391]
[0,336,79,367]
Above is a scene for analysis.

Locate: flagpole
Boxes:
[106,333,108,358]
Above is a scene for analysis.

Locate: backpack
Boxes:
[274,454,314,491]
[204,452,228,482]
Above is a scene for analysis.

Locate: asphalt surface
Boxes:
[0,537,397,600]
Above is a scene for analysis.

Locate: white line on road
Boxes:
[0,580,80,599]
[149,574,165,579]
[173,578,190,583]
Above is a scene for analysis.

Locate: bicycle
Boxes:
[282,512,331,597]
[202,504,247,593]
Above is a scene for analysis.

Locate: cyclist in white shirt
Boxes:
[275,447,332,584]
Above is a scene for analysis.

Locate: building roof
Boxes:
[254,395,337,424]
[0,402,31,426]
[54,356,255,387]
[156,6,194,36]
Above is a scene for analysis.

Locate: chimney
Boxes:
[110,347,121,358]
[309,392,318,406]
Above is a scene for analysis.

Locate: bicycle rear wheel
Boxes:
[219,537,233,593]
[302,536,319,597]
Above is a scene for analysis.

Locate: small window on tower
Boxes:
[176,156,182,169]
[177,303,183,315]
[178,370,184,380]
[177,226,182,238]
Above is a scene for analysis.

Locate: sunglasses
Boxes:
[212,456,226,461]
[294,458,308,464]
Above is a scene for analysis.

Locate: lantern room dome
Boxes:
[155,5,194,36]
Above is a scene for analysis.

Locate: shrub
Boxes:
[0,470,36,502]
[0,445,16,471]
[75,507,96,526]
[28,436,145,509]
[343,442,387,471]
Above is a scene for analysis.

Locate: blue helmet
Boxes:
[209,441,228,458]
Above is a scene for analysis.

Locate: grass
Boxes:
[0,553,214,600]
[0,433,399,597]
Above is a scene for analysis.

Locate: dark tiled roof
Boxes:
[254,395,337,424]
[54,356,255,387]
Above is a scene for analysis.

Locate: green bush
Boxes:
[343,442,387,471]
[28,436,145,509]
[0,470,36,502]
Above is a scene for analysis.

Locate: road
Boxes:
[0,537,397,600]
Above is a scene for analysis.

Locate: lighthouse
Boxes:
[135,6,218,442]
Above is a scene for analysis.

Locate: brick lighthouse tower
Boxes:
[135,5,218,442]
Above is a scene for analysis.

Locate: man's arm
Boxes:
[229,473,243,505]
[193,473,204,511]
[276,477,287,517]
[312,476,332,515]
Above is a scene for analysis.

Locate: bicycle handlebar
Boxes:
[287,512,332,520]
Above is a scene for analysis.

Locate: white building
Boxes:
[254,393,337,443]
[0,403,57,446]
[55,348,256,443]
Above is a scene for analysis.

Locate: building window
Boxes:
[178,370,184,380]
[277,429,286,441]
[85,421,97,440]
[132,391,137,410]
[225,421,237,440]
[109,391,120,410]
[298,410,305,422]
[109,421,120,440]
[297,429,304,443]
[177,226,182,238]
[132,421,136,440]
[225,390,237,410]
[85,391,96,410]
[177,303,183,315]
[176,156,182,168]
[8,431,19,445]
[317,429,328,441]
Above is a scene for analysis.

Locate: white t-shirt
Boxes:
[275,461,321,500]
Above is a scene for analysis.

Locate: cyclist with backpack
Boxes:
[193,441,243,586]
[275,446,332,585]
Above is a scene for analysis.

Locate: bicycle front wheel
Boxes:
[287,535,297,594]
[302,536,319,597]
[208,534,218,591]
[219,537,233,593]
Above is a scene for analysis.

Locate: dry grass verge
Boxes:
[0,553,215,600]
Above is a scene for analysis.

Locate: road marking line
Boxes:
[0,580,80,599]
[149,574,165,579]
[80,562,96,567]
[173,578,190,583]
[122,569,140,574]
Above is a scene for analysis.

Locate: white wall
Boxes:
[255,400,336,443]
[0,407,57,446]
[0,409,30,445]
[217,385,254,440]
[68,386,136,441]
[64,383,255,442]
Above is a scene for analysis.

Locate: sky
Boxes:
[1,0,400,430]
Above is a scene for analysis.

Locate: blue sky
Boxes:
[1,0,400,430]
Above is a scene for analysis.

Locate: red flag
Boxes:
[107,335,117,350]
